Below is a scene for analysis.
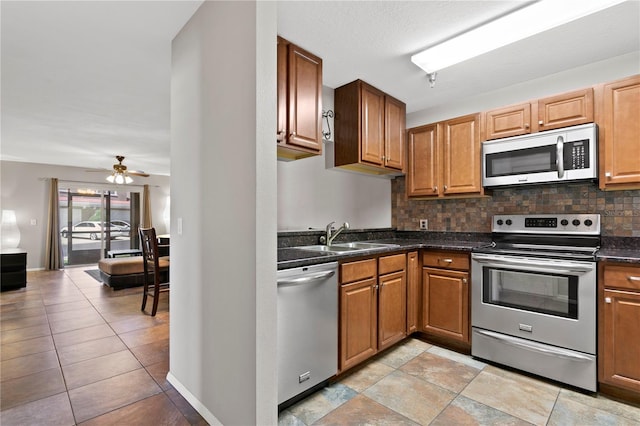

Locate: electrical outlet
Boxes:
[419,219,428,230]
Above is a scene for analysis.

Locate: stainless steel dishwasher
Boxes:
[277,262,338,406]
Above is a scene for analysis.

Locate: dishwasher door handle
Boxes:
[277,270,336,287]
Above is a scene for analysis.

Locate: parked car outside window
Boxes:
[60,221,127,240]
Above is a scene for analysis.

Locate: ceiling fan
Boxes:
[88,155,149,184]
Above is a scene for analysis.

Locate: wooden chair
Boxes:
[139,227,170,316]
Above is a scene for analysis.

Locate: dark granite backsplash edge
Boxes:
[600,236,640,250]
[278,229,492,248]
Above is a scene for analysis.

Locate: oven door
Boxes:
[471,253,596,354]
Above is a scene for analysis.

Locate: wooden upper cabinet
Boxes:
[596,74,640,191]
[537,88,593,131]
[361,84,386,167]
[407,124,439,197]
[384,96,406,171]
[335,79,406,175]
[483,87,594,140]
[442,114,483,196]
[407,114,483,198]
[484,102,532,140]
[276,37,323,161]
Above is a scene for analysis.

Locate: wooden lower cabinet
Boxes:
[406,251,420,334]
[339,253,407,372]
[421,250,470,346]
[340,277,378,371]
[599,262,640,397]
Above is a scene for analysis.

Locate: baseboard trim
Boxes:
[166,371,223,426]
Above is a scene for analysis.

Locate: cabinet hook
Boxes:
[322,110,334,142]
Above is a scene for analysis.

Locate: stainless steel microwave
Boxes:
[482,123,597,188]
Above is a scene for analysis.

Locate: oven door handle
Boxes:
[472,254,594,273]
[475,329,593,362]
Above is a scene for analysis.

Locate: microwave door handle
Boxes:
[556,135,565,178]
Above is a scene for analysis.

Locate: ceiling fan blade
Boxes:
[128,171,150,177]
[85,169,111,172]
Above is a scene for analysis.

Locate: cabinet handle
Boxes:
[604,172,612,178]
[441,258,453,263]
[539,120,544,125]
[462,278,468,284]
[605,297,612,304]
[277,131,285,142]
[289,132,296,139]
[524,123,530,129]
[443,185,448,191]
[433,186,438,192]
[628,276,640,282]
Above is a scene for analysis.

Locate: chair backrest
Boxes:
[139,227,159,275]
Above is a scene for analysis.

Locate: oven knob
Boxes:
[584,219,593,227]
[497,219,503,225]
[506,219,512,226]
[572,219,581,226]
[561,219,569,226]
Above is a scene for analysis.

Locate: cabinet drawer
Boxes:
[604,264,640,291]
[341,259,377,284]
[379,253,406,275]
[423,251,469,270]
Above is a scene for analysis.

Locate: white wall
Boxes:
[277,86,392,230]
[169,2,277,425]
[408,52,640,127]
[0,160,169,270]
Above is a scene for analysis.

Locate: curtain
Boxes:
[45,178,63,270]
[142,184,152,228]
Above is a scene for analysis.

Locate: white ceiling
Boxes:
[2,1,639,176]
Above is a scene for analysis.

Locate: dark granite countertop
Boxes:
[596,249,640,264]
[277,236,490,270]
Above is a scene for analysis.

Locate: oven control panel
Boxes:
[493,214,600,234]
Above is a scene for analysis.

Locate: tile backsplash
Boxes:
[392,177,640,237]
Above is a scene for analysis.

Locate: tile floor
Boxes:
[0,267,206,425]
[279,338,640,426]
[3,268,640,426]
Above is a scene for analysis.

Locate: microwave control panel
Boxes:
[564,140,589,170]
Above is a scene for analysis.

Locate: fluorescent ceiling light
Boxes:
[411,0,627,74]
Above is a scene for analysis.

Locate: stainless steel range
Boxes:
[471,214,600,391]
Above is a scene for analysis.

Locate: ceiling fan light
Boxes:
[115,174,125,184]
[124,175,133,184]
[106,174,116,183]
[410,0,627,74]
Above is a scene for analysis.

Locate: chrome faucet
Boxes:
[323,221,349,246]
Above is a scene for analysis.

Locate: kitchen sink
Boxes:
[296,242,400,254]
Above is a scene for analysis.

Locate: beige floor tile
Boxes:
[338,360,395,393]
[548,392,639,425]
[0,335,55,361]
[129,338,170,366]
[52,323,115,348]
[119,323,169,348]
[400,351,481,392]
[288,383,358,425]
[0,323,51,345]
[461,366,560,425]
[57,335,127,366]
[0,350,60,382]
[0,368,66,410]
[431,395,531,425]
[78,393,189,426]
[68,368,162,423]
[555,389,640,423]
[0,392,74,426]
[313,394,419,425]
[61,349,142,389]
[375,339,430,369]
[363,369,456,424]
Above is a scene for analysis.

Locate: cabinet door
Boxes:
[407,124,439,197]
[601,289,640,392]
[287,43,323,152]
[340,278,378,371]
[484,103,532,140]
[360,83,385,167]
[406,251,420,334]
[422,267,469,344]
[442,114,482,196]
[598,75,640,190]
[378,270,407,351]
[384,96,406,171]
[537,88,594,131]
